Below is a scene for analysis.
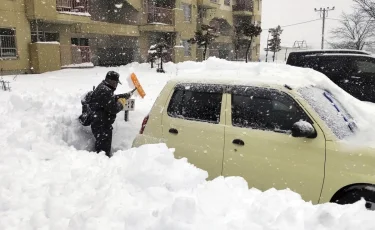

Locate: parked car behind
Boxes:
[132,75,375,210]
[286,49,375,102]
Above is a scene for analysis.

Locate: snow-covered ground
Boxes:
[1,58,375,229]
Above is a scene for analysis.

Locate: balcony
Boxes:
[56,0,89,13]
[140,5,175,32]
[147,6,174,25]
[197,0,220,9]
[233,0,253,15]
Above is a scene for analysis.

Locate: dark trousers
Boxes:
[91,125,113,157]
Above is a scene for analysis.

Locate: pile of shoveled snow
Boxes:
[1,58,375,229]
[1,143,374,230]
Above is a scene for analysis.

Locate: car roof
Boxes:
[162,64,337,96]
[167,77,299,92]
[288,49,371,55]
[304,53,373,58]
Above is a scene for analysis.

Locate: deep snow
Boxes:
[1,58,375,229]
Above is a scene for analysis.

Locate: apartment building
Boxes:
[0,0,261,74]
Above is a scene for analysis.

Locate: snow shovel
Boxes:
[124,73,146,121]
[128,72,146,98]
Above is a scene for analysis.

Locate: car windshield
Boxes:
[298,87,357,139]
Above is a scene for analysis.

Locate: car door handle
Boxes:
[232,139,245,146]
[169,128,178,134]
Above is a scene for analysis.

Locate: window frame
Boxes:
[182,40,191,56]
[167,83,225,124]
[31,31,60,43]
[182,3,192,22]
[0,27,17,59]
[229,86,314,133]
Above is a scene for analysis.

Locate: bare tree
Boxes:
[328,10,375,50]
[354,0,375,18]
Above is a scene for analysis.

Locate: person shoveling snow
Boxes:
[79,71,135,157]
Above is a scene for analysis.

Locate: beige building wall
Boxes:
[174,0,198,62]
[0,0,31,74]
[29,43,61,74]
[1,0,262,74]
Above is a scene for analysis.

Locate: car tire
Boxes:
[334,188,375,211]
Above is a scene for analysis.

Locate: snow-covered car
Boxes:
[132,76,375,210]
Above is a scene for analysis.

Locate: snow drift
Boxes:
[1,58,375,229]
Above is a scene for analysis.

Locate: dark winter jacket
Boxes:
[89,81,124,127]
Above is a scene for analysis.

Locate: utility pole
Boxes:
[314,7,335,50]
[265,29,271,62]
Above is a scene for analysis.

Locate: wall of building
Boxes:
[0,0,31,74]
[1,0,262,74]
[175,0,198,61]
[29,43,61,73]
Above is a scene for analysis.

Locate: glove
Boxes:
[118,98,127,108]
[117,93,131,100]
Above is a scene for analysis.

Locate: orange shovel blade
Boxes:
[131,73,146,98]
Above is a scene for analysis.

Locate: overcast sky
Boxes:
[261,0,355,54]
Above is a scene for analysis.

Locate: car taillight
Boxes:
[139,115,149,134]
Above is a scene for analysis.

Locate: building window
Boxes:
[224,0,230,6]
[31,31,60,43]
[182,4,191,22]
[0,28,17,58]
[182,40,191,56]
[71,38,89,46]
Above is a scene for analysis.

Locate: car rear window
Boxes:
[167,84,223,124]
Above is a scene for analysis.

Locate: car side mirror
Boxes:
[291,121,317,138]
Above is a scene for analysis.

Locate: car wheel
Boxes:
[335,189,375,211]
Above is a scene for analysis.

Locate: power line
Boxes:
[326,18,342,21]
[281,19,322,28]
[264,19,322,30]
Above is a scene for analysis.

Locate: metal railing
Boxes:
[56,0,89,13]
[147,6,174,25]
[0,35,17,58]
[232,0,253,11]
[0,79,11,91]
[60,45,91,65]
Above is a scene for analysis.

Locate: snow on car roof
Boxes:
[167,60,330,90]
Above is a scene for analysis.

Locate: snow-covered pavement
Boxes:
[1,58,375,229]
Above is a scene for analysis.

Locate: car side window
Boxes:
[352,58,375,74]
[231,87,312,132]
[318,56,350,76]
[167,84,223,124]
